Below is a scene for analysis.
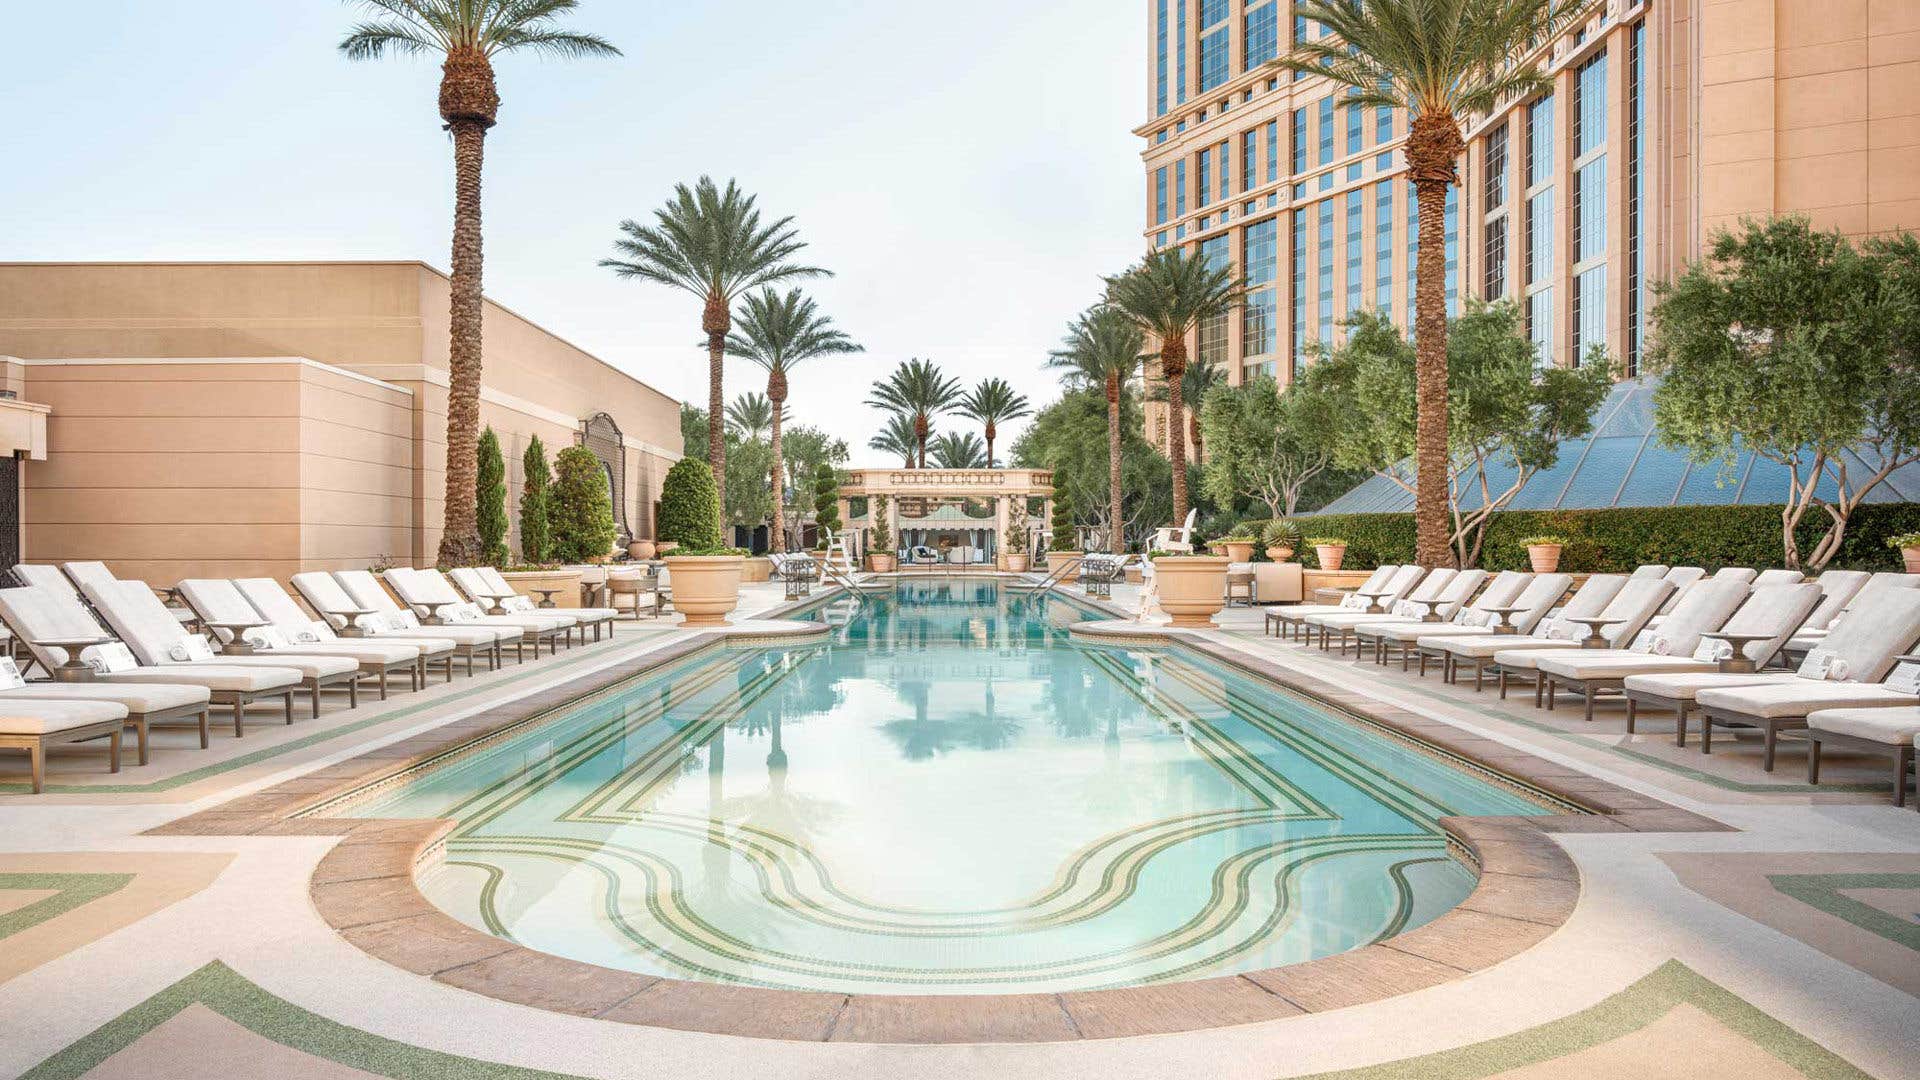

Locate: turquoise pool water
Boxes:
[348,580,1547,994]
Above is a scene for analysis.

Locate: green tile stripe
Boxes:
[19,961,583,1080]
[0,632,674,795]
[1289,960,1874,1080]
[1767,873,1920,950]
[0,873,133,940]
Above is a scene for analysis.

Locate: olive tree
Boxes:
[1199,375,1340,519]
[1320,303,1613,567]
[1648,218,1920,570]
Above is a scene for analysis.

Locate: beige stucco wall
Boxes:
[0,261,682,575]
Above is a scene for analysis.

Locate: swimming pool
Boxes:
[345,580,1549,994]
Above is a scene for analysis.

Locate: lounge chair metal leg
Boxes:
[1896,747,1912,807]
[1582,687,1594,722]
[1676,704,1690,746]
[1473,663,1485,692]
[1807,739,1821,784]
[1418,652,1430,676]
[378,671,388,700]
[1498,670,1509,699]
[28,743,44,793]
[197,708,210,749]
[350,679,360,709]
[109,730,121,774]
[1626,698,1638,733]
[309,685,321,719]
[233,700,246,737]
[1762,724,1778,772]
[1700,714,1713,754]
[134,720,149,766]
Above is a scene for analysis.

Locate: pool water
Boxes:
[347,580,1547,994]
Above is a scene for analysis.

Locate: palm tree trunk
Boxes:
[985,421,997,469]
[1162,341,1189,526]
[1408,115,1461,569]
[1107,373,1123,555]
[436,118,488,568]
[768,377,786,552]
[703,296,729,540]
[915,412,929,469]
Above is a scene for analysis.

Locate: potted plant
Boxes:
[1216,523,1257,564]
[1263,520,1300,562]
[1048,500,1078,569]
[1307,537,1346,572]
[1521,534,1567,573]
[1892,532,1920,574]
[628,538,657,560]
[1004,517,1030,573]
[868,496,897,572]
[657,458,745,627]
[1148,549,1231,627]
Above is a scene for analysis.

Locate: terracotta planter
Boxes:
[868,553,897,573]
[740,557,773,584]
[1152,556,1230,628]
[656,541,680,556]
[1221,541,1256,563]
[499,568,583,609]
[1265,545,1295,562]
[662,555,744,628]
[628,540,656,560]
[1314,544,1347,572]
[1006,554,1030,573]
[1050,550,1082,569]
[1901,546,1920,574]
[1527,544,1564,573]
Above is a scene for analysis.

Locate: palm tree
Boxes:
[929,432,989,470]
[865,359,963,469]
[602,177,827,532]
[340,1,618,566]
[1272,0,1597,566]
[1149,356,1225,462]
[727,288,863,549]
[1047,306,1148,555]
[957,378,1032,467]
[869,414,920,468]
[726,392,775,442]
[1104,249,1245,526]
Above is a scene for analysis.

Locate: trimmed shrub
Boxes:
[477,428,509,567]
[518,436,552,564]
[1272,503,1920,571]
[812,464,841,542]
[1050,499,1075,551]
[658,457,721,551]
[549,446,619,563]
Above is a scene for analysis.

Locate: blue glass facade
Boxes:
[1244,1,1279,67]
[1243,216,1279,368]
[1374,181,1393,312]
[1344,190,1364,317]
[1316,199,1334,346]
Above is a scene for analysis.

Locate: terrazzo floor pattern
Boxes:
[0,578,1915,1079]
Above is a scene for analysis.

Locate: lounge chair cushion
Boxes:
[211,654,359,679]
[1428,635,1576,660]
[1807,707,1920,744]
[0,699,128,735]
[1694,681,1918,718]
[264,641,427,665]
[97,665,305,693]
[2,683,208,712]
[1622,671,1801,701]
[1534,654,1724,680]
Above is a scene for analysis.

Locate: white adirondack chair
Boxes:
[1152,509,1198,554]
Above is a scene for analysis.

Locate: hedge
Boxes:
[1237,503,1920,572]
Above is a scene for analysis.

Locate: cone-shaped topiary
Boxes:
[519,436,553,564]
[1050,499,1074,551]
[658,456,722,551]
[812,463,841,544]
[477,427,509,566]
[551,445,619,563]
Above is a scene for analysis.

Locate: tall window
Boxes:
[1292,14,1309,80]
[1244,0,1279,67]
[1155,0,1170,116]
[1198,0,1230,92]
[1375,181,1393,312]
[1291,108,1308,174]
[1242,131,1257,195]
[1318,96,1336,164]
[1217,139,1232,202]
[1570,52,1608,363]
[1244,217,1280,367]
[1317,199,1335,346]
[1346,96,1363,156]
[1175,159,1188,217]
[1483,122,1510,299]
[1291,210,1308,373]
[1626,21,1647,375]
[1375,105,1392,146]
[1197,234,1232,369]
[1266,119,1280,183]
[1176,0,1188,106]
[1524,93,1556,364]
[1155,167,1170,226]
[1345,190,1364,318]
[1197,147,1212,209]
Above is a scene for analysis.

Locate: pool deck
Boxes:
[0,575,1915,1079]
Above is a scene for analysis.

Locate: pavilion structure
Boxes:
[838,468,1055,566]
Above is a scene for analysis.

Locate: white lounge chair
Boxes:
[59,561,118,595]
[383,569,574,656]
[84,579,361,722]
[1415,573,1630,688]
[451,567,617,643]
[0,698,129,793]
[1781,572,1918,658]
[1152,509,1198,554]
[178,579,434,698]
[1354,571,1535,669]
[1265,565,1401,638]
[236,578,463,685]
[1476,577,1677,700]
[1692,590,1920,771]
[322,571,521,666]
[1308,569,1488,655]
[1273,565,1428,641]
[1527,581,1823,722]
[0,585,297,738]
[1805,706,1920,807]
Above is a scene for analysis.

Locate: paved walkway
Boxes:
[0,580,1914,1079]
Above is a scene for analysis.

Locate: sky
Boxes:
[1,1,1148,467]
